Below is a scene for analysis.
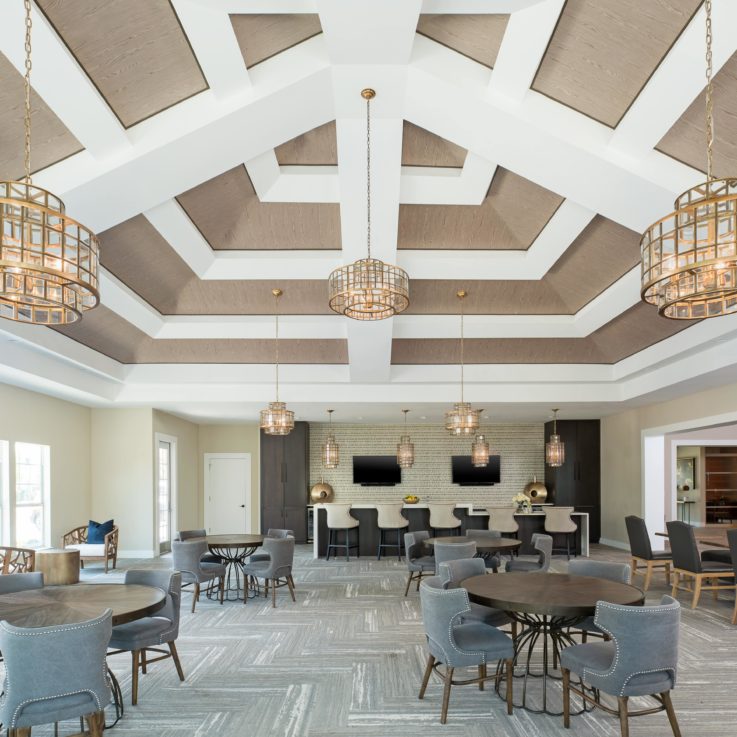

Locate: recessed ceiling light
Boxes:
[420,416,427,420]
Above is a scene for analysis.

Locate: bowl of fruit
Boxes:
[403,494,420,504]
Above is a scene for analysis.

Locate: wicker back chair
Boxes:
[62,525,119,573]
[0,546,35,574]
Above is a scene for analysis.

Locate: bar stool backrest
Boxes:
[326,504,359,529]
[543,507,577,533]
[376,503,408,529]
[488,507,519,533]
[428,504,461,529]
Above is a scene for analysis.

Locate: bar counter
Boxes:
[311,503,589,558]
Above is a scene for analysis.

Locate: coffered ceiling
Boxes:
[2,0,737,424]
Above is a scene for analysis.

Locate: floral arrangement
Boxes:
[511,493,531,512]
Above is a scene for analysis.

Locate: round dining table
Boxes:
[198,534,264,601]
[463,572,645,716]
[426,535,522,555]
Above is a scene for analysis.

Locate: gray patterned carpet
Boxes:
[26,545,737,736]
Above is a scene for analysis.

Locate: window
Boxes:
[15,442,50,548]
[157,438,176,554]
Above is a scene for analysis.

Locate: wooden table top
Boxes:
[463,573,644,617]
[0,583,166,628]
[202,534,264,548]
[426,536,522,552]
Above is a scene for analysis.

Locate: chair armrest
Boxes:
[62,525,88,548]
[104,527,119,558]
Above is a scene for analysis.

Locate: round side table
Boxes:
[35,548,80,585]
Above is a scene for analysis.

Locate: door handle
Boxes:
[240,504,245,508]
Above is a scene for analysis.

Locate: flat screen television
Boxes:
[353,455,402,486]
[451,455,500,486]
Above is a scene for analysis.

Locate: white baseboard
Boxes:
[118,550,156,559]
[598,538,630,551]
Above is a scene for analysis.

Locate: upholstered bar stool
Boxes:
[488,507,519,538]
[428,503,462,537]
[326,504,360,561]
[376,503,409,560]
[543,506,578,559]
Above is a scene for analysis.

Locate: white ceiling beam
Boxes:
[488,0,566,102]
[0,0,129,158]
[421,0,549,11]
[179,0,316,11]
[172,0,251,97]
[400,153,496,205]
[610,0,737,160]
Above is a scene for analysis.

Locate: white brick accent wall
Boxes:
[309,422,545,505]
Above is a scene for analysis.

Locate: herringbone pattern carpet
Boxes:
[19,545,737,736]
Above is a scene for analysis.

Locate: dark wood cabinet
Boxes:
[260,422,309,543]
[544,419,600,543]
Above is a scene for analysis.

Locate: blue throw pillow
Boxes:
[88,519,114,544]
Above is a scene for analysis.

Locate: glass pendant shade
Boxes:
[397,409,414,468]
[445,402,480,436]
[545,409,565,467]
[260,289,294,435]
[471,434,490,467]
[260,401,294,436]
[322,410,339,468]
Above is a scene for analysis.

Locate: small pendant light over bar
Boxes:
[322,409,339,469]
[328,89,409,320]
[0,0,99,325]
[640,0,737,319]
[397,409,415,469]
[545,408,565,467]
[471,423,490,468]
[260,288,294,435]
[445,290,480,436]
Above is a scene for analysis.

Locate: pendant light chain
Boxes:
[366,94,371,260]
[274,290,280,401]
[460,293,465,404]
[23,0,32,183]
[705,0,714,181]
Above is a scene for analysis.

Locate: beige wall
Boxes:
[153,411,199,534]
[197,424,261,532]
[601,381,737,546]
[0,383,91,547]
[91,408,154,556]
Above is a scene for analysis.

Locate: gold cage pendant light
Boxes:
[0,0,99,325]
[397,409,415,469]
[260,289,294,435]
[641,0,737,319]
[322,409,339,469]
[445,290,480,435]
[545,408,565,467]
[471,433,490,468]
[328,89,409,320]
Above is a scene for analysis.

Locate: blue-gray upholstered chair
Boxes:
[433,540,476,574]
[667,520,735,609]
[241,536,296,607]
[419,576,514,724]
[560,595,682,737]
[108,569,185,705]
[466,529,502,570]
[438,557,516,638]
[0,570,44,594]
[505,533,552,572]
[172,539,226,612]
[404,531,435,595]
[568,560,632,642]
[625,515,672,591]
[0,609,112,736]
[250,529,295,563]
[177,528,221,564]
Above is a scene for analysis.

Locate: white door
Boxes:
[204,454,250,534]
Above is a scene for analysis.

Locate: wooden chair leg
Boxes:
[440,667,454,724]
[131,649,140,705]
[169,641,185,681]
[141,648,147,674]
[191,582,200,613]
[8,728,32,737]
[418,654,435,699]
[643,561,653,592]
[617,696,629,737]
[732,594,737,625]
[220,576,225,605]
[84,710,105,737]
[287,575,296,602]
[272,578,277,608]
[661,691,682,737]
[506,658,513,715]
[581,630,588,643]
[664,562,671,585]
[691,576,702,609]
[631,558,638,577]
[712,577,719,600]
[671,571,679,598]
[562,667,570,728]
[478,663,486,691]
[404,572,414,596]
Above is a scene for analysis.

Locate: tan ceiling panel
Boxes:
[230,14,322,68]
[657,51,737,177]
[416,15,509,68]
[406,280,569,315]
[177,166,341,251]
[398,168,563,250]
[100,215,332,315]
[545,216,641,311]
[37,0,207,128]
[393,304,695,364]
[532,0,701,127]
[0,53,81,179]
[55,306,347,364]
[275,122,338,165]
[402,122,466,167]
